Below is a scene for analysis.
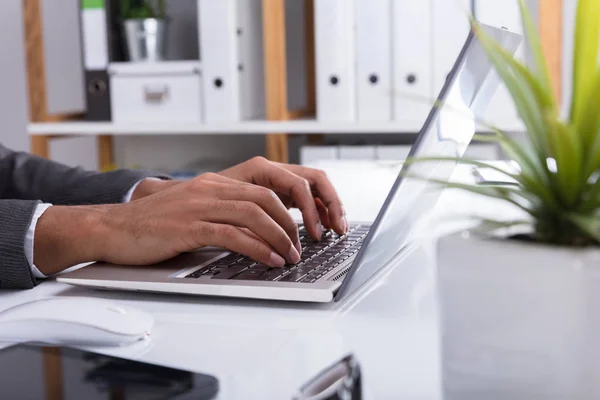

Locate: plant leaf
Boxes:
[571,0,600,126]
[565,213,600,243]
[471,20,553,163]
[517,0,556,108]
[418,177,535,216]
[544,116,583,206]
[576,69,600,176]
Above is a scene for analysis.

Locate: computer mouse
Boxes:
[0,297,154,347]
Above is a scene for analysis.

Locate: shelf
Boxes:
[28,118,524,136]
[28,119,425,136]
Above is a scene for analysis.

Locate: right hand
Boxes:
[96,173,303,268]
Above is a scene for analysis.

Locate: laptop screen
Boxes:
[334,25,522,302]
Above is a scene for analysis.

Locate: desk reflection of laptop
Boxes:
[58,24,522,303]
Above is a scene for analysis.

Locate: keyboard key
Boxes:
[249,263,270,272]
[294,266,316,275]
[218,254,242,264]
[262,269,285,281]
[300,276,318,283]
[279,272,308,282]
[185,266,214,278]
[235,260,258,268]
[211,265,249,280]
[232,269,266,281]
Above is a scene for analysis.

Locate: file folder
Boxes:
[392,0,433,125]
[198,0,265,122]
[315,0,356,122]
[198,0,241,122]
[475,0,524,130]
[355,0,392,121]
[80,0,112,121]
[432,0,471,95]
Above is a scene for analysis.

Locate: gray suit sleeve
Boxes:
[0,145,170,289]
[0,145,169,205]
[0,200,40,289]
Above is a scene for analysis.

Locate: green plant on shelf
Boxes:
[120,0,166,20]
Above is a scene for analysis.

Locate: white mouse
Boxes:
[0,297,154,347]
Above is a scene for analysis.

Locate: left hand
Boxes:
[132,157,348,240]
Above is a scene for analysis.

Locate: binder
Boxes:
[432,0,472,95]
[475,0,523,130]
[392,0,432,125]
[198,0,265,122]
[315,0,356,122]
[355,0,392,122]
[198,0,240,122]
[80,0,112,121]
[236,0,266,120]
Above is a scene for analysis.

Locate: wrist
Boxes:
[33,205,111,275]
[130,178,180,201]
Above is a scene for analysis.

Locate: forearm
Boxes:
[33,205,109,275]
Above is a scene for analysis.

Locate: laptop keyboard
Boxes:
[184,224,370,283]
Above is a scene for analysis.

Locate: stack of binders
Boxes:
[79,0,266,123]
[314,0,476,127]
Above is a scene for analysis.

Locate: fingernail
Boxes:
[316,222,323,240]
[288,246,301,264]
[294,240,302,255]
[340,216,348,233]
[269,252,286,267]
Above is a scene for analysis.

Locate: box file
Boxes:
[392,0,433,126]
[432,0,472,95]
[355,0,393,122]
[315,0,356,122]
[80,0,112,121]
[198,0,265,122]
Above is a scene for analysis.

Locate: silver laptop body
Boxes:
[58,25,521,303]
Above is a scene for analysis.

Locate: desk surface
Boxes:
[0,161,520,399]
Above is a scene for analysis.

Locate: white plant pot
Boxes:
[437,232,600,400]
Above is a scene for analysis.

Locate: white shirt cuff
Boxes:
[123,178,161,203]
[26,203,53,279]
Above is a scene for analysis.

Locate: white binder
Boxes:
[392,0,433,125]
[432,0,472,95]
[475,0,524,130]
[198,0,265,122]
[355,0,392,121]
[315,0,356,122]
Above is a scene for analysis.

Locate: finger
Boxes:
[250,162,323,240]
[315,198,331,230]
[279,164,347,234]
[191,222,286,267]
[198,200,300,264]
[212,183,301,253]
[239,227,269,246]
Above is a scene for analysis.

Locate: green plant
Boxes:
[411,0,600,247]
[120,0,166,20]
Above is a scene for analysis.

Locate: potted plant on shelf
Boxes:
[120,0,168,62]
[419,0,600,397]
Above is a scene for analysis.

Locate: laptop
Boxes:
[58,25,522,303]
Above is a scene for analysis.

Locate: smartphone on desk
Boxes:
[0,344,218,400]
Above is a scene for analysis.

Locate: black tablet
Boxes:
[0,344,219,399]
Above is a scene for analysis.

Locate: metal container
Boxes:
[122,18,168,62]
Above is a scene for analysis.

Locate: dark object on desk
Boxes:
[293,354,362,400]
[0,344,219,400]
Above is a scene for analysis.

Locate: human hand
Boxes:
[96,172,304,268]
[218,157,348,240]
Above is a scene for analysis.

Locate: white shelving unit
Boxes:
[29,119,525,136]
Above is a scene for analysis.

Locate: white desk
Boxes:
[0,161,520,399]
